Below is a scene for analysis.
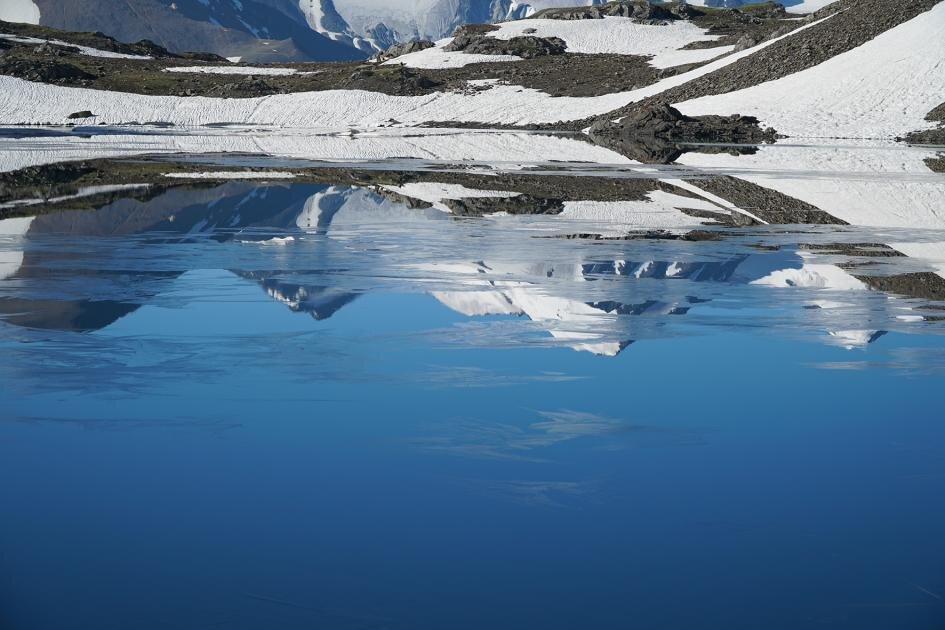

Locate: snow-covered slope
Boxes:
[491,17,734,68]
[2,1,939,142]
[675,1,945,138]
[0,15,826,128]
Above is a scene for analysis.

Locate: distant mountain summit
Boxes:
[317,0,607,49]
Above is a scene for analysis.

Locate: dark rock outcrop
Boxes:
[926,154,945,173]
[856,272,945,302]
[532,0,691,22]
[443,194,564,216]
[589,103,777,162]
[691,176,847,225]
[373,40,435,63]
[903,103,945,146]
[0,57,96,83]
[445,27,567,59]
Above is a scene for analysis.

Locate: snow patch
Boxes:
[491,17,734,69]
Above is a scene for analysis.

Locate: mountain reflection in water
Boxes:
[1,178,943,353]
[1,138,944,630]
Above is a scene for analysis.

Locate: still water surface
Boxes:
[1,134,944,629]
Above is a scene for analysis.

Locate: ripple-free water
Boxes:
[1,140,944,629]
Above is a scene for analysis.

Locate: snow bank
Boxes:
[0,33,151,60]
[675,3,945,139]
[491,17,734,69]
[389,18,732,70]
[0,0,40,24]
[0,74,637,127]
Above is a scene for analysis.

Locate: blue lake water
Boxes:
[1,142,944,628]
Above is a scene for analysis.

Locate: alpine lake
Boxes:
[1,126,944,629]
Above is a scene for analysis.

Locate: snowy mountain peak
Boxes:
[298,0,379,52]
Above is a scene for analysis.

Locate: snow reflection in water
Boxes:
[1,177,943,358]
[1,145,944,630]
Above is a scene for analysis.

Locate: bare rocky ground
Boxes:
[927,154,945,173]
[905,103,945,146]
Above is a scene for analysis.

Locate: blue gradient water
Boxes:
[1,179,944,629]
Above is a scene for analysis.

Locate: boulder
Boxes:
[373,40,436,63]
